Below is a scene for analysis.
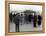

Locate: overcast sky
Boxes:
[10,4,42,15]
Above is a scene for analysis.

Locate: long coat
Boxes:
[33,15,37,27]
[14,14,20,25]
[38,15,42,25]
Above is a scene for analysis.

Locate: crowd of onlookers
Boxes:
[9,10,42,32]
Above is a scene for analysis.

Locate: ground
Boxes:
[10,22,42,32]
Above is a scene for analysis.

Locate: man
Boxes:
[38,15,42,26]
[20,14,23,25]
[28,14,33,22]
[33,14,37,27]
[9,13,12,22]
[14,13,20,32]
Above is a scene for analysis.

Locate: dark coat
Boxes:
[38,15,42,21]
[28,15,33,22]
[33,15,37,27]
[34,15,37,23]
[14,14,20,25]
[38,15,42,25]
[9,13,13,22]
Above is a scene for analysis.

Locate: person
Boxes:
[9,13,13,22]
[33,15,37,27]
[28,14,33,22]
[38,15,42,26]
[13,13,16,22]
[20,14,23,25]
[24,14,28,24]
[14,13,20,32]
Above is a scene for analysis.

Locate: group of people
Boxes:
[24,14,42,27]
[9,12,42,32]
